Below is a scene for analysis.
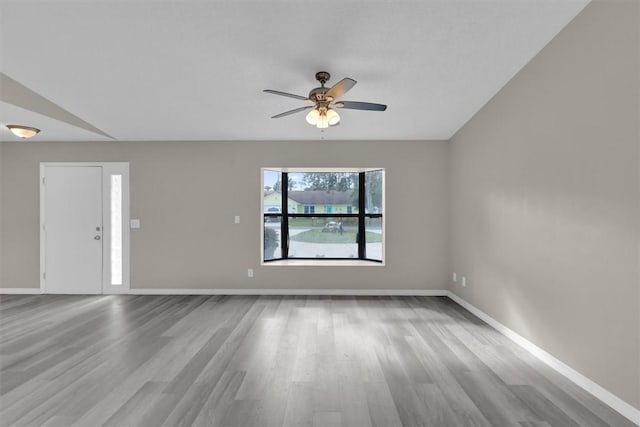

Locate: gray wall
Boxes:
[449,0,639,408]
[0,140,449,291]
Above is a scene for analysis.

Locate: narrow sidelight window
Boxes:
[110,174,122,285]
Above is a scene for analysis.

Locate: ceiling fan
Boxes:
[264,71,387,129]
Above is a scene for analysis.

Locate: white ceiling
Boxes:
[0,0,589,142]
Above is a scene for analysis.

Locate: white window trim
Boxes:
[260,167,385,266]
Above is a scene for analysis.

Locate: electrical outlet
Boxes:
[247,268,253,278]
[461,276,467,287]
[453,272,457,282]
[235,216,240,224]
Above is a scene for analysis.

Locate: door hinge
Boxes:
[43,272,46,280]
[42,177,45,185]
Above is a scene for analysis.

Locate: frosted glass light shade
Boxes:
[7,125,40,139]
[316,113,329,128]
[306,109,320,125]
[326,109,340,126]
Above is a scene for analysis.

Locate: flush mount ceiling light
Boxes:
[7,124,40,139]
[264,71,387,129]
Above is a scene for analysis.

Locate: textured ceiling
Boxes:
[0,0,589,142]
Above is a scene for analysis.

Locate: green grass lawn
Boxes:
[288,218,314,227]
[290,229,382,244]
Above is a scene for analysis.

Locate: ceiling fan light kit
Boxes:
[305,106,340,129]
[6,124,40,139]
[264,71,387,129]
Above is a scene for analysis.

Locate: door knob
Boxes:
[94,235,101,240]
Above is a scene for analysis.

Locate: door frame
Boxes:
[40,162,130,294]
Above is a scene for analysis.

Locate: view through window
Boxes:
[263,169,384,262]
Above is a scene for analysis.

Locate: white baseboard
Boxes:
[129,288,449,296]
[0,287,447,297]
[446,291,640,426]
[0,288,42,294]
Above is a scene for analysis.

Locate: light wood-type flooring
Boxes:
[0,295,634,427]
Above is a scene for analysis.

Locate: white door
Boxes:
[43,166,103,294]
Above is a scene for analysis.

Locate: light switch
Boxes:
[130,219,141,229]
[234,216,240,224]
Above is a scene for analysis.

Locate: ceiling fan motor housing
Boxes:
[308,87,331,103]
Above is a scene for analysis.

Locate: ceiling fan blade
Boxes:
[263,89,309,101]
[325,78,356,100]
[271,105,314,119]
[334,101,387,111]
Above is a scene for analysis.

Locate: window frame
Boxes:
[262,168,384,264]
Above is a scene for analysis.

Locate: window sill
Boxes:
[262,259,384,267]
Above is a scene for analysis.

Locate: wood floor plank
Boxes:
[510,384,582,427]
[191,370,246,427]
[373,343,431,426]
[40,415,78,426]
[0,295,634,427]
[364,382,403,427]
[0,372,30,396]
[405,335,493,427]
[282,381,316,427]
[312,411,341,427]
[337,380,373,427]
[101,380,167,427]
